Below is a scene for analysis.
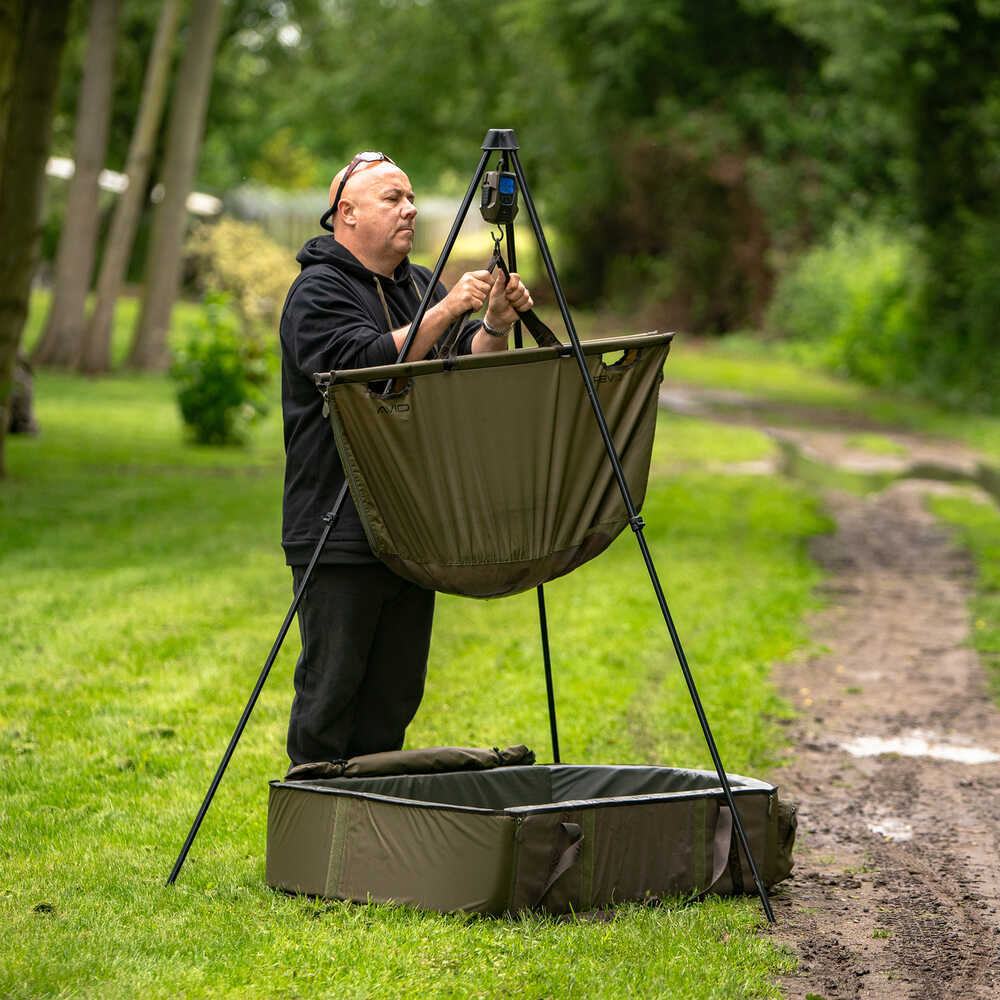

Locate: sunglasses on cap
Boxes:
[320,151,396,232]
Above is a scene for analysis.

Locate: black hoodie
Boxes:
[279,235,478,565]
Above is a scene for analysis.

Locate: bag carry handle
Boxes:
[709,803,735,891]
[533,821,584,906]
[686,802,737,907]
[531,804,735,910]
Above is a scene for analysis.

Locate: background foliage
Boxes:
[169,292,274,445]
[35,0,1000,410]
[184,218,297,334]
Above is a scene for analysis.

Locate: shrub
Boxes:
[169,293,274,446]
[765,224,922,388]
[918,214,1000,411]
[184,218,298,335]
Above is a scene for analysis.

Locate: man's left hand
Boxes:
[483,272,533,331]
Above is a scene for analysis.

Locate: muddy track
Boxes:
[659,385,1000,999]
[770,485,1000,999]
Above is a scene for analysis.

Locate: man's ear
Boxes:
[338,199,357,228]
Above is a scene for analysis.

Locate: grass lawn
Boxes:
[931,496,1000,701]
[1,345,826,997]
[661,334,1000,456]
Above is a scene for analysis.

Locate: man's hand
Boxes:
[484,272,534,332]
[441,269,496,321]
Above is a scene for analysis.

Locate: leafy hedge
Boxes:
[765,225,920,387]
[185,218,297,335]
[766,221,1000,412]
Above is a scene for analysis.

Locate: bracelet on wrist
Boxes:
[481,318,510,338]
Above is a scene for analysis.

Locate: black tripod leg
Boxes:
[502,154,524,353]
[536,585,560,763]
[500,189,560,758]
[508,149,775,924]
[392,148,492,365]
[166,482,350,885]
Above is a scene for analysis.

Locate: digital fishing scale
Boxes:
[480,170,518,224]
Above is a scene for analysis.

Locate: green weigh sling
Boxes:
[316,332,672,598]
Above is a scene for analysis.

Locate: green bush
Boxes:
[169,293,274,445]
[765,224,922,388]
[918,214,1000,411]
[184,218,298,335]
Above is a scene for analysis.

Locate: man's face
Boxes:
[339,163,418,264]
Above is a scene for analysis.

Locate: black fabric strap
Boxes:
[533,821,584,906]
[488,246,560,348]
[439,246,561,360]
[438,312,469,360]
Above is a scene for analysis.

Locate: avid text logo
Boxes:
[376,402,411,416]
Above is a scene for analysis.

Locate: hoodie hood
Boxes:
[295,235,414,287]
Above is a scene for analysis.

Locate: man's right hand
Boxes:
[392,269,498,362]
[441,269,496,320]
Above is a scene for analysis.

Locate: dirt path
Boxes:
[660,384,1000,999]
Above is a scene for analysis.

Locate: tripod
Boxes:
[166,128,775,924]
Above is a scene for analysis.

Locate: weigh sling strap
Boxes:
[315,331,673,598]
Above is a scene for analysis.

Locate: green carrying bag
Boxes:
[266,759,796,915]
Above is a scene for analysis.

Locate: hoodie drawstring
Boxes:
[374,274,439,360]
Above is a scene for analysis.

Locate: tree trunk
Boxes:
[77,0,183,375]
[0,0,72,477]
[126,0,224,371]
[0,0,20,168]
[32,0,119,368]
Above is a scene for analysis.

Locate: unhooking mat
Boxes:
[266,746,796,914]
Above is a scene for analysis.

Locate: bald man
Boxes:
[279,152,533,767]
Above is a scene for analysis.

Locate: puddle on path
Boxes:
[867,816,914,841]
[841,731,1000,765]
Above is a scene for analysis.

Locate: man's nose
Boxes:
[403,201,417,220]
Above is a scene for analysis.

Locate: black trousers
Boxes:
[285,562,435,765]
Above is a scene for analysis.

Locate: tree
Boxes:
[32,0,119,368]
[286,0,836,331]
[127,0,225,371]
[0,0,72,477]
[196,0,338,191]
[77,0,183,374]
[771,0,1000,404]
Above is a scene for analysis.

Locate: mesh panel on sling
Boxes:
[316,331,672,598]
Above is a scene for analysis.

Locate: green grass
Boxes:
[9,289,1000,997]
[843,433,906,456]
[1,362,821,999]
[661,334,1000,717]
[662,335,1000,457]
[20,288,210,368]
[929,495,1000,701]
[667,333,1000,714]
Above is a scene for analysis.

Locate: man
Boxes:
[279,151,533,766]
